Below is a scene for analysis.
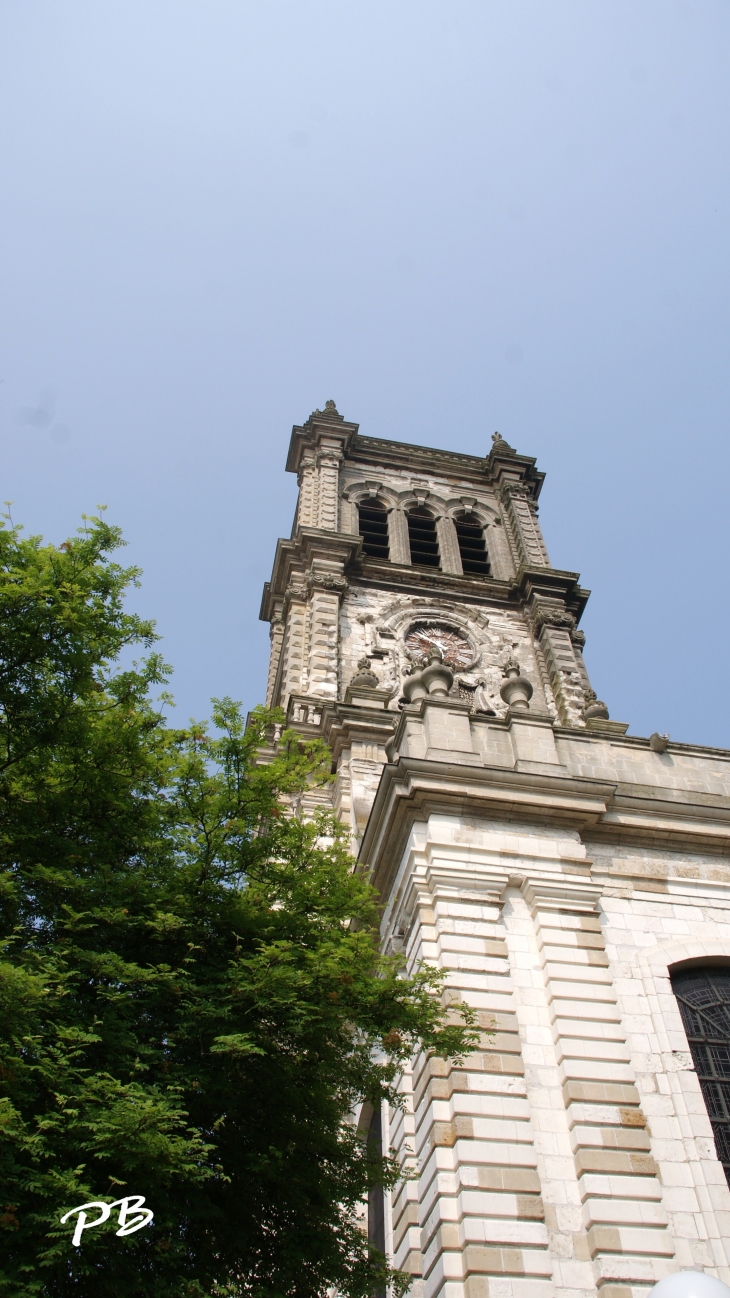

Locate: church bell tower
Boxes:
[260,403,730,1298]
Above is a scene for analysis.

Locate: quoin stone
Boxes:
[259,405,730,1298]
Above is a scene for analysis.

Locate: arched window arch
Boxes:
[671,965,730,1185]
[358,499,389,559]
[407,507,440,568]
[454,512,491,576]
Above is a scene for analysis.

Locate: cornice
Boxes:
[349,559,519,608]
[359,755,730,906]
[359,756,617,903]
[515,566,591,623]
[345,434,546,502]
[286,414,359,475]
[259,530,362,618]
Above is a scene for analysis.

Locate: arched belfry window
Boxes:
[358,499,389,560]
[407,508,440,568]
[454,512,491,576]
[672,966,730,1186]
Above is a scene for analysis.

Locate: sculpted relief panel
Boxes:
[339,588,557,718]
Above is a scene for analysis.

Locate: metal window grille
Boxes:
[407,508,440,568]
[454,512,491,576]
[671,966,730,1186]
[358,501,389,559]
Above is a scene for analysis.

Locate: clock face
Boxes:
[404,622,475,669]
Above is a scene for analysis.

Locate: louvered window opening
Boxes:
[358,501,389,559]
[455,513,491,576]
[407,508,440,568]
[672,967,730,1187]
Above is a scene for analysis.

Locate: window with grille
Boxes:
[407,508,440,568]
[671,966,730,1186]
[454,512,491,576]
[358,500,389,559]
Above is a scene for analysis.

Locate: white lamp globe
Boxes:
[649,1274,730,1298]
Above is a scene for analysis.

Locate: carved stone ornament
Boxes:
[307,572,348,595]
[284,582,308,603]
[490,431,516,455]
[402,648,454,702]
[582,688,610,721]
[499,657,533,711]
[534,607,576,632]
[571,629,586,649]
[309,399,343,421]
[350,658,380,689]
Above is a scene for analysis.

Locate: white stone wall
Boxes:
[376,802,730,1298]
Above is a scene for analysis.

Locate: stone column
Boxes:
[436,516,463,575]
[389,507,412,565]
[501,484,550,568]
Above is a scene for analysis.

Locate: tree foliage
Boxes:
[0,513,477,1298]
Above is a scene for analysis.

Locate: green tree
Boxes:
[0,513,477,1298]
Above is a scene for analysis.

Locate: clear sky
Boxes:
[1,2,729,745]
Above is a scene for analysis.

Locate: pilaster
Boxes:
[500,484,550,569]
[297,450,318,529]
[390,507,412,565]
[437,515,464,576]
[265,606,285,708]
[316,446,343,530]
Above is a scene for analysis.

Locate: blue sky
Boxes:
[1,2,729,744]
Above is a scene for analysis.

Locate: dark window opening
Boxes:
[672,966,730,1187]
[455,513,490,576]
[358,501,389,560]
[407,508,440,568]
[367,1106,386,1298]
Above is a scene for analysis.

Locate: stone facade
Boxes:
[259,403,730,1298]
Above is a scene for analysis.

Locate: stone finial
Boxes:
[310,399,343,422]
[583,688,609,721]
[421,649,454,698]
[350,658,380,689]
[402,648,454,702]
[491,431,516,455]
[499,658,533,711]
